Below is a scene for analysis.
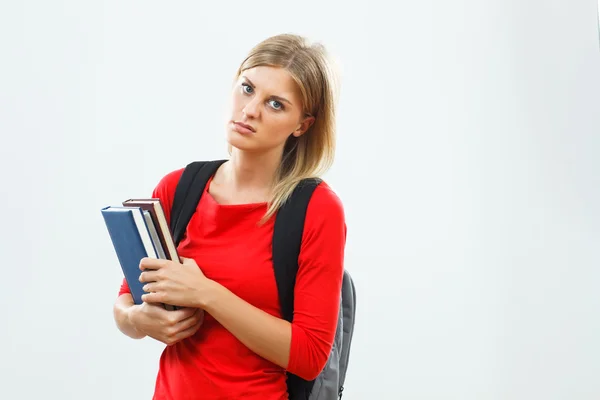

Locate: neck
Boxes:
[224,147,283,191]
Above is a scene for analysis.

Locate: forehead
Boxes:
[241,66,302,102]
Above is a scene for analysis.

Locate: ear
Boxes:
[292,115,315,138]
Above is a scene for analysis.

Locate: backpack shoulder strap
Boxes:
[272,177,322,323]
[271,177,322,400]
[170,159,227,246]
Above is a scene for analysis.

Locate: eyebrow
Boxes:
[242,76,293,106]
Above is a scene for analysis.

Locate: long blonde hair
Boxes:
[232,33,340,223]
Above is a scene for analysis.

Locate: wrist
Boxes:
[126,305,144,338]
[199,279,224,312]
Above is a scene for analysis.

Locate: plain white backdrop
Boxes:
[1,1,599,399]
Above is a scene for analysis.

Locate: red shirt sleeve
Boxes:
[286,182,347,380]
[117,168,184,297]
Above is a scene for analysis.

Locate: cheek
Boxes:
[230,92,243,111]
[261,114,297,140]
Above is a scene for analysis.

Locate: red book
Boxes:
[122,198,180,263]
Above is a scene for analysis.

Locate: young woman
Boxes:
[113,33,347,400]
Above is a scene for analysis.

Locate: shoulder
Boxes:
[302,180,346,236]
[307,180,345,219]
[152,167,185,199]
[151,167,185,223]
[298,179,346,268]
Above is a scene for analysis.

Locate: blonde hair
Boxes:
[232,33,340,223]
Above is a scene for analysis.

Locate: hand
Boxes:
[138,256,214,309]
[128,302,204,346]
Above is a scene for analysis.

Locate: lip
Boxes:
[233,121,256,133]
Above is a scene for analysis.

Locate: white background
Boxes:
[1,1,600,399]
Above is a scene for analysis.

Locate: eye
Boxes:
[269,99,284,111]
[241,82,253,94]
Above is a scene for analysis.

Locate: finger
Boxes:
[195,309,205,325]
[163,315,201,346]
[170,307,197,322]
[190,308,204,325]
[174,310,202,332]
[139,270,159,283]
[141,291,165,304]
[139,257,168,271]
[173,320,202,342]
[163,307,198,329]
[142,282,158,293]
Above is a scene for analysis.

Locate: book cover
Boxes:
[101,206,158,305]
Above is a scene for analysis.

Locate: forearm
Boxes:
[203,281,292,369]
[113,294,146,339]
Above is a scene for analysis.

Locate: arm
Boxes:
[203,282,293,367]
[202,185,346,380]
[113,292,146,339]
[138,184,346,379]
[139,258,295,368]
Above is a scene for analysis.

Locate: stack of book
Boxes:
[101,198,180,310]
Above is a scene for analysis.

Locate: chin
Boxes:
[226,127,258,152]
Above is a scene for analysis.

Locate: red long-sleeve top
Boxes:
[118,167,346,400]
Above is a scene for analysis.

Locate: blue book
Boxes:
[101,206,159,304]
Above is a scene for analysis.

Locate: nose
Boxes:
[242,97,260,119]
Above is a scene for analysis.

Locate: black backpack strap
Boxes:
[170,160,227,246]
[271,177,322,400]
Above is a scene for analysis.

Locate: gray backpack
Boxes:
[170,160,357,400]
[306,270,357,399]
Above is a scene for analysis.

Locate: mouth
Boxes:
[233,121,256,133]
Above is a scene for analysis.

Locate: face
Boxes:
[226,65,314,154]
